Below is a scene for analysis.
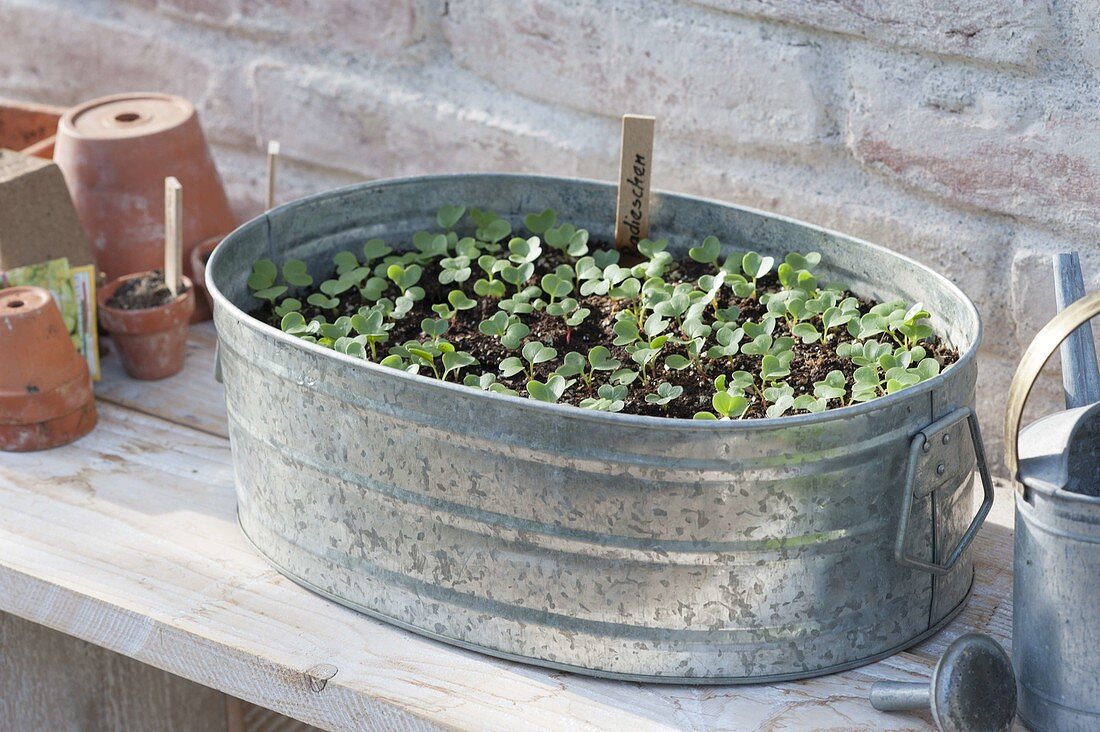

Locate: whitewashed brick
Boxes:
[696,0,1055,67]
[443,0,831,151]
[846,52,1100,238]
[248,60,618,179]
[130,0,428,59]
[0,2,211,108]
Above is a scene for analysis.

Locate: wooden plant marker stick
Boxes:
[266,140,280,210]
[613,114,655,257]
[164,176,183,297]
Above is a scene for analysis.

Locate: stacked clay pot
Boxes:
[0,286,96,451]
[98,274,196,380]
[189,234,224,315]
[53,93,235,322]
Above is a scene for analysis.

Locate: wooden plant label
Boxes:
[266,140,280,211]
[614,114,655,255]
[164,176,183,297]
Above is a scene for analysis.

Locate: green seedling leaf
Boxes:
[441,351,478,381]
[253,284,288,302]
[477,218,512,244]
[248,259,278,291]
[448,289,477,311]
[645,382,683,406]
[813,370,848,401]
[765,394,795,419]
[760,354,790,383]
[436,204,466,229]
[793,394,827,413]
[555,351,586,378]
[363,239,393,262]
[580,383,627,412]
[689,235,721,264]
[474,278,507,298]
[742,251,775,280]
[464,372,519,396]
[540,273,573,301]
[608,277,641,300]
[784,251,821,272]
[333,250,359,275]
[501,262,535,289]
[610,368,639,386]
[320,278,354,296]
[522,340,557,366]
[306,292,338,309]
[508,236,542,264]
[274,298,302,317]
[713,390,749,419]
[857,313,887,339]
[282,259,313,287]
[524,208,556,235]
[386,263,424,292]
[413,231,449,258]
[421,317,449,339]
[439,255,472,284]
[588,346,621,372]
[527,374,568,403]
[637,238,668,259]
[499,356,525,378]
[791,322,821,344]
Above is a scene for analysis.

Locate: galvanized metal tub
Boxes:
[208,174,988,683]
[1006,291,1100,730]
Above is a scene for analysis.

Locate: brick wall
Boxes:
[4,0,1095,470]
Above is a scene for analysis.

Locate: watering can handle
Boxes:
[1005,290,1100,493]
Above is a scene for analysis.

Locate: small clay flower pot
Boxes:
[98,273,196,380]
[53,93,236,284]
[0,286,96,451]
[189,234,224,321]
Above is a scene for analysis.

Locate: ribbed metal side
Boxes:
[209,174,982,682]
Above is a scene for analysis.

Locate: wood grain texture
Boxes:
[614,114,655,254]
[95,320,228,437]
[3,332,1020,731]
[0,611,227,732]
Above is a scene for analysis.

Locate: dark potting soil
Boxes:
[252,245,959,419]
[107,270,187,310]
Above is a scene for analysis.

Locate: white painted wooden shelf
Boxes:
[0,322,1017,731]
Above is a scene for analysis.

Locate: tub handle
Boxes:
[213,341,223,384]
[1005,290,1100,494]
[895,407,994,576]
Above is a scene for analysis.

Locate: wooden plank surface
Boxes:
[95,320,229,438]
[2,332,1018,731]
[0,611,229,732]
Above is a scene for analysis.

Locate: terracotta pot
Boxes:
[98,273,195,380]
[0,98,66,159]
[189,234,224,321]
[53,93,236,288]
[0,286,96,451]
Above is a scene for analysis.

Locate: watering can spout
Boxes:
[1053,252,1100,409]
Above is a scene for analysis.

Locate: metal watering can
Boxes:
[1006,253,1100,731]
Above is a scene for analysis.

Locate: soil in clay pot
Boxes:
[247,206,958,420]
[98,271,195,380]
[107,270,187,309]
